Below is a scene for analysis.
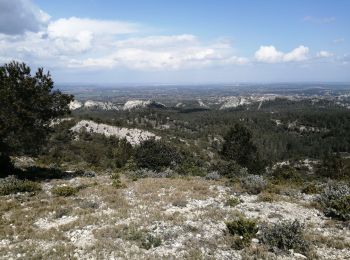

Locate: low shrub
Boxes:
[205,171,220,180]
[172,199,187,208]
[112,179,127,189]
[141,234,162,250]
[259,220,310,255]
[212,160,245,179]
[316,153,348,179]
[79,200,99,209]
[54,207,71,218]
[257,192,276,202]
[301,183,320,194]
[116,225,161,250]
[0,175,41,195]
[127,168,176,179]
[240,174,267,194]
[226,216,258,249]
[109,171,126,188]
[225,197,241,207]
[270,165,302,184]
[177,161,206,176]
[318,182,350,221]
[265,183,281,194]
[52,185,79,197]
[110,172,121,180]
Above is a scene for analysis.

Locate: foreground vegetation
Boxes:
[1,62,350,259]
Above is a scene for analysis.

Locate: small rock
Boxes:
[251,238,259,243]
[293,253,307,259]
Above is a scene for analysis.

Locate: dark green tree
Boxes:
[221,123,265,173]
[0,61,73,176]
[134,139,182,171]
[317,153,348,179]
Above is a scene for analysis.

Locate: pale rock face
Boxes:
[69,100,83,110]
[123,100,152,110]
[197,99,209,108]
[70,120,160,146]
[219,96,242,109]
[49,117,73,127]
[219,95,279,110]
[122,100,166,110]
[83,100,119,110]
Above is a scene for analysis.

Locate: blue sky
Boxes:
[0,0,349,83]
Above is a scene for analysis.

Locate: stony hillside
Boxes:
[1,166,349,260]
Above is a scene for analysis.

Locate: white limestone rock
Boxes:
[70,120,160,146]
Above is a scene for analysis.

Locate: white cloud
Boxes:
[0,28,248,71]
[316,51,333,58]
[69,43,247,70]
[255,45,309,63]
[0,0,50,35]
[254,46,283,63]
[1,0,341,73]
[47,17,139,38]
[283,46,309,62]
[115,34,197,48]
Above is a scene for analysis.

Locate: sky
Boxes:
[0,0,349,84]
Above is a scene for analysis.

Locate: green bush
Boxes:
[259,220,310,255]
[110,172,121,180]
[177,161,205,176]
[212,160,243,178]
[226,216,258,249]
[271,165,301,183]
[257,192,276,202]
[134,139,182,171]
[141,234,162,250]
[301,183,320,194]
[112,179,127,189]
[0,176,41,195]
[109,172,127,188]
[52,186,79,197]
[319,182,350,221]
[225,197,241,207]
[317,153,348,179]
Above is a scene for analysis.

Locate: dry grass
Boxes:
[1,173,349,259]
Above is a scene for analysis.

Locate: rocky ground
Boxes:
[1,173,350,260]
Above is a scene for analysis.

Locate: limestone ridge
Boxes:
[70,120,160,146]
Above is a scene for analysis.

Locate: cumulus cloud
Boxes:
[255,45,309,63]
[0,0,248,72]
[4,0,339,73]
[0,28,248,71]
[254,46,283,63]
[0,0,50,35]
[316,51,333,58]
[70,38,248,70]
[283,46,309,62]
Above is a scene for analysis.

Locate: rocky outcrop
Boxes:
[70,120,160,146]
[122,100,166,110]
